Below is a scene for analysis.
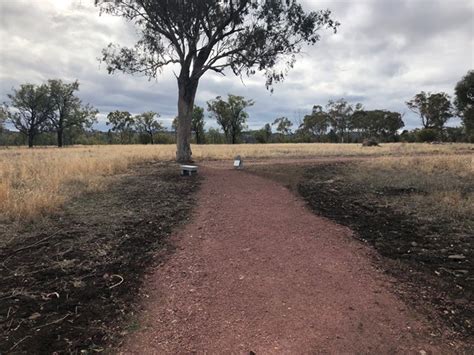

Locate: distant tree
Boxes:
[48,79,98,147]
[326,128,338,143]
[207,95,254,144]
[299,105,329,141]
[192,106,206,144]
[444,127,466,142]
[206,127,225,144]
[171,116,179,131]
[255,123,272,143]
[106,110,135,143]
[4,83,54,147]
[95,0,339,162]
[326,99,362,142]
[399,129,417,143]
[0,106,6,133]
[351,110,404,140]
[454,70,474,136]
[135,111,163,144]
[272,117,293,136]
[406,91,452,130]
[416,128,439,142]
[380,111,405,139]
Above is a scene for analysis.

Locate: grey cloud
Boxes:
[1,0,472,132]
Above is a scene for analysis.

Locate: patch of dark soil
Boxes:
[0,161,200,354]
[298,163,473,338]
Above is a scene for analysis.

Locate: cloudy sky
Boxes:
[1,0,473,131]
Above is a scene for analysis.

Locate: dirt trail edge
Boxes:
[121,165,460,354]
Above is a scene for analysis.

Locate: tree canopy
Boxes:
[207,94,254,144]
[406,91,452,130]
[326,99,362,142]
[106,110,135,143]
[4,84,54,147]
[272,116,293,135]
[298,105,329,140]
[0,106,6,133]
[192,105,206,144]
[454,70,474,135]
[351,110,404,139]
[135,111,163,144]
[95,0,339,161]
[255,123,272,143]
[48,79,98,147]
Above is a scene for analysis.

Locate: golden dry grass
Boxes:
[349,155,474,226]
[0,143,472,220]
[192,142,472,159]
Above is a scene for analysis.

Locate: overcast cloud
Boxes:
[1,0,473,131]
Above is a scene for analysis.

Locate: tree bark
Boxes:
[176,76,198,163]
[27,130,35,148]
[57,128,63,148]
[149,132,154,144]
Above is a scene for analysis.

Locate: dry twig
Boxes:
[109,274,124,289]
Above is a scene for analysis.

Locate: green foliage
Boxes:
[171,117,179,133]
[154,132,175,144]
[298,105,329,141]
[4,83,54,147]
[207,94,254,144]
[406,91,452,130]
[454,70,474,135]
[416,128,439,142]
[351,110,404,139]
[444,127,467,143]
[106,110,135,143]
[96,0,339,88]
[400,130,417,143]
[206,127,225,144]
[0,106,6,133]
[48,79,98,147]
[255,123,273,143]
[135,111,163,144]
[326,99,363,142]
[192,106,206,144]
[272,117,293,136]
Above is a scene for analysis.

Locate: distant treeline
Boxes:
[1,70,472,146]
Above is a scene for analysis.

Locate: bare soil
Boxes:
[121,163,469,353]
[0,161,199,354]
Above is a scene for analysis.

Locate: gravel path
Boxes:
[121,165,454,354]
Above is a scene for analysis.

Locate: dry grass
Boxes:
[349,155,474,227]
[0,143,472,221]
[0,145,175,220]
[192,142,472,159]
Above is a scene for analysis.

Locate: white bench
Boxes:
[180,164,198,176]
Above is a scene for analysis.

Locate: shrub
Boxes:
[362,138,379,147]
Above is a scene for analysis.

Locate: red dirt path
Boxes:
[121,165,456,354]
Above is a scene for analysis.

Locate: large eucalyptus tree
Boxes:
[95,0,339,162]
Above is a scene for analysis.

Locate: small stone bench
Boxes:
[180,164,198,176]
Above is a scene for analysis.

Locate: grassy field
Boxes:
[0,143,472,220]
[349,155,473,228]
